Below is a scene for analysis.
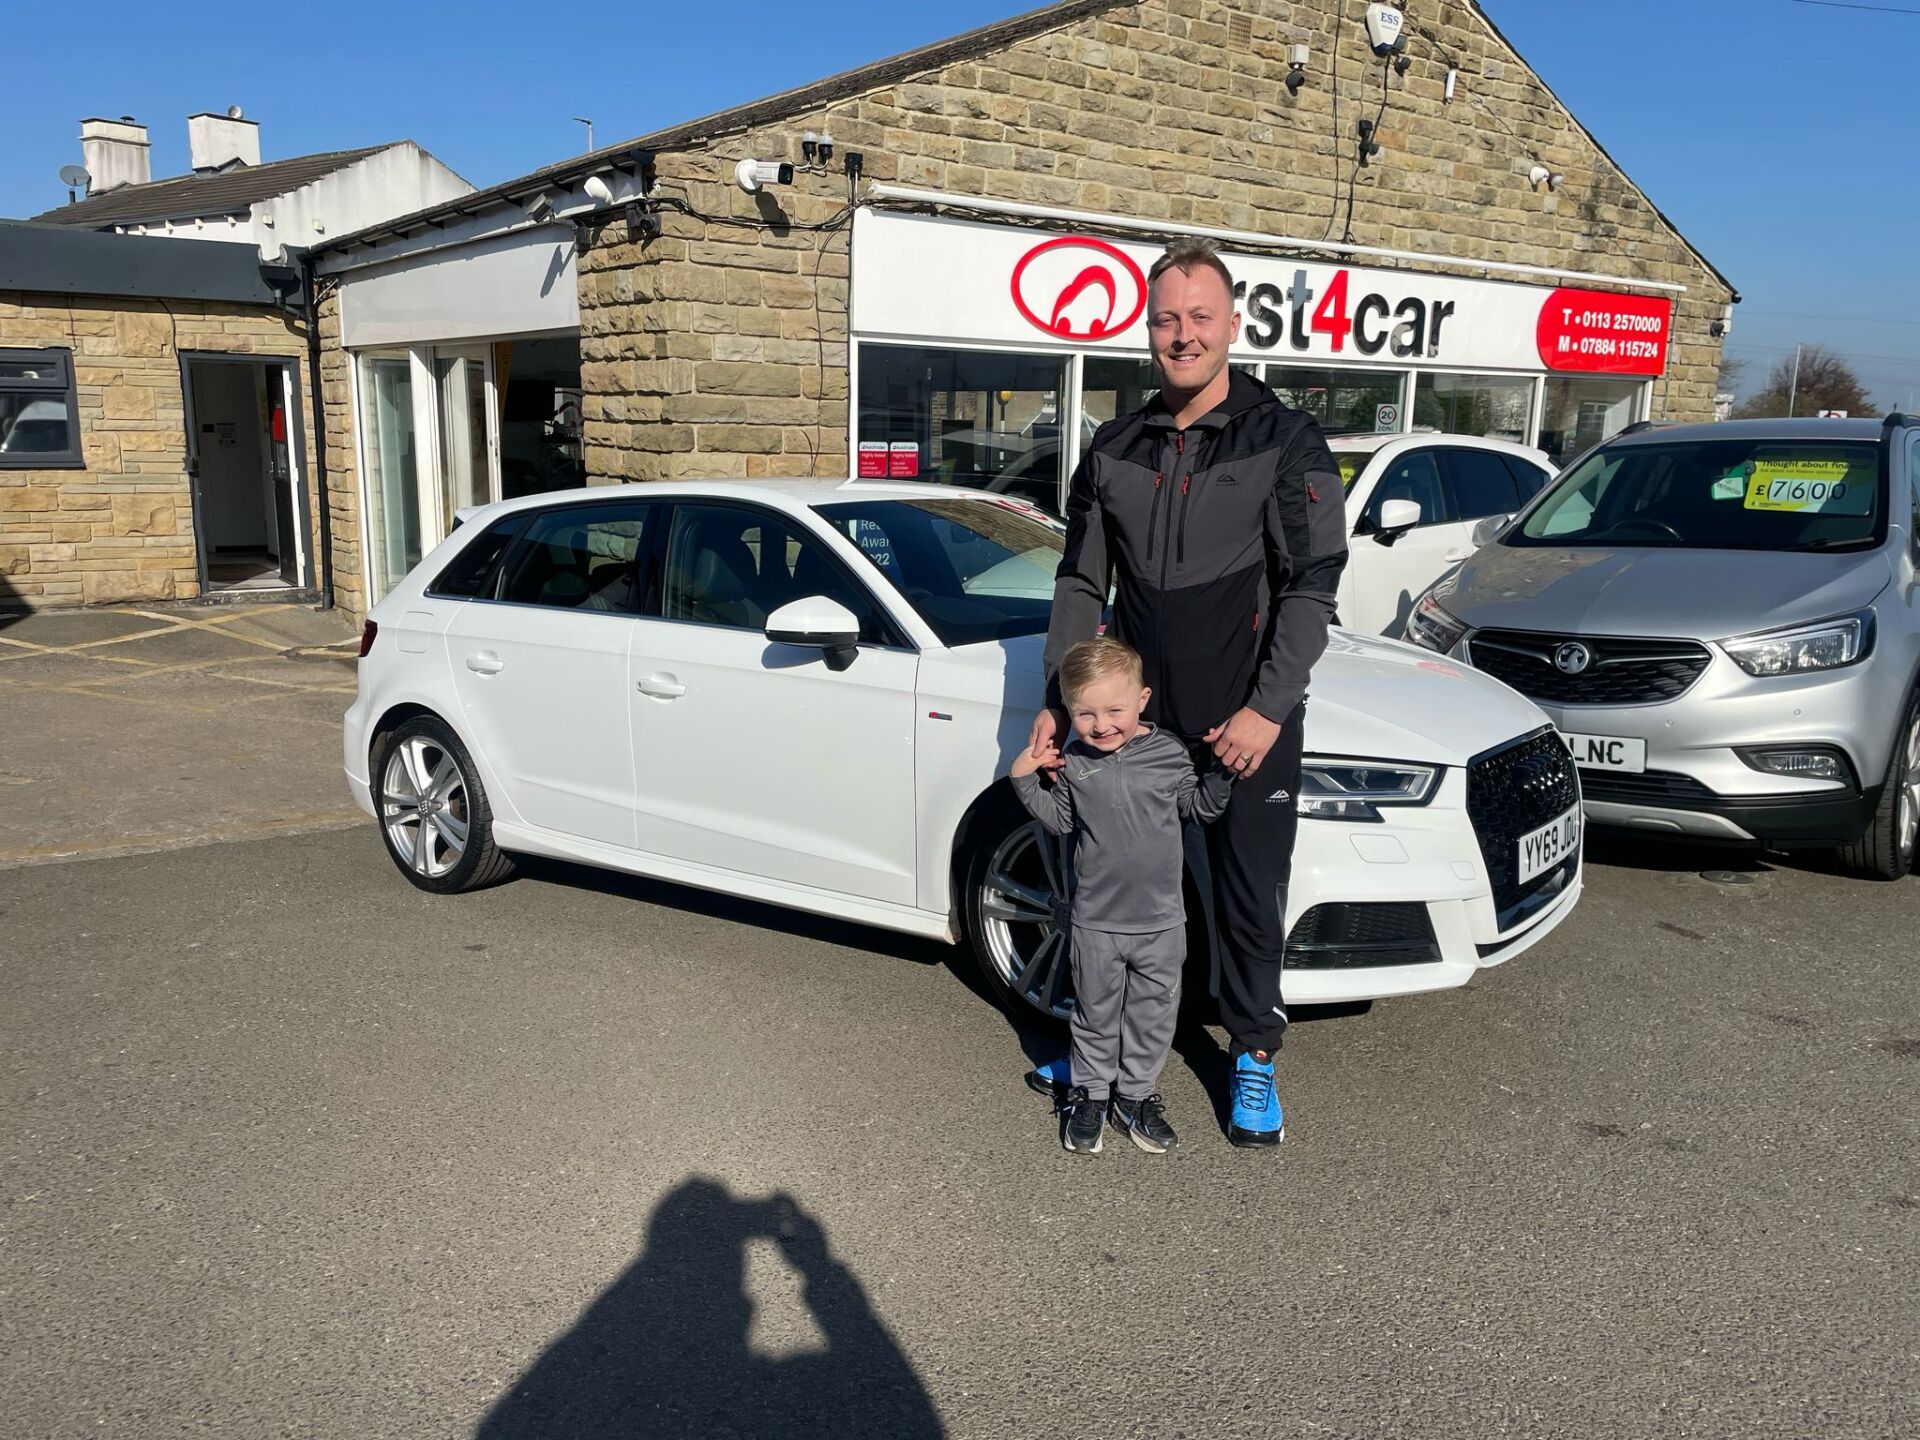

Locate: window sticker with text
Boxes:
[1738,457,1875,516]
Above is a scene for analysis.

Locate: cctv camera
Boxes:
[1527,164,1563,192]
[1365,4,1406,58]
[582,174,614,205]
[735,158,795,193]
[522,192,556,223]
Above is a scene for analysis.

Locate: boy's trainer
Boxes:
[1060,1087,1106,1155]
[1024,1054,1072,1103]
[1229,1047,1284,1147]
[1110,1093,1178,1153]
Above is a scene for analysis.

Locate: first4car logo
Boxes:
[1010,237,1147,340]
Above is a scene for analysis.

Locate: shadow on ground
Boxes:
[475,1179,943,1440]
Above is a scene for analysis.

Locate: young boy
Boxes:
[1009,637,1233,1155]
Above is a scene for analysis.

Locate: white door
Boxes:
[443,500,653,849]
[628,501,920,905]
[1346,446,1473,636]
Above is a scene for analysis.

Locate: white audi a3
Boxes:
[343,479,1583,1020]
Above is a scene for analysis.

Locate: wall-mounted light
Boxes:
[522,192,556,223]
[1444,67,1459,103]
[1285,42,1310,95]
[1527,164,1564,192]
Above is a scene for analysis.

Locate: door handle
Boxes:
[637,674,687,699]
[465,652,505,675]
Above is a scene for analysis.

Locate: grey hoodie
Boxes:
[1010,726,1233,934]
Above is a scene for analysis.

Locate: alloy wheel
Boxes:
[977,821,1075,1020]
[1902,713,1920,872]
[382,736,470,880]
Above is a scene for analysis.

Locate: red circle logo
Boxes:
[1009,237,1148,341]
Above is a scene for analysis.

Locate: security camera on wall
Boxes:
[1365,4,1406,57]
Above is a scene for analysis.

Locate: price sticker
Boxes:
[1741,458,1874,516]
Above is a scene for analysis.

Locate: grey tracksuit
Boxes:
[1011,727,1232,1100]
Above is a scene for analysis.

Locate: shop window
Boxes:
[1267,366,1405,436]
[497,336,583,499]
[1537,376,1642,466]
[857,344,1068,515]
[1414,372,1533,443]
[1081,357,1161,432]
[0,348,82,468]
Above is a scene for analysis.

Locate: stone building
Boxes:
[300,1,1736,615]
[0,222,324,607]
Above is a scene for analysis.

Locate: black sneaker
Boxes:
[1059,1087,1106,1155]
[1110,1093,1179,1154]
[1023,1055,1072,1104]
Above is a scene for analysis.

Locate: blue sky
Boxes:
[7,0,1917,409]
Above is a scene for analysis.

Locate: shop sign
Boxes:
[852,210,1675,378]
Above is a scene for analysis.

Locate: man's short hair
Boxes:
[1147,238,1235,297]
[1060,636,1145,702]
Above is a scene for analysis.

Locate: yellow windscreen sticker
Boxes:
[1741,458,1874,516]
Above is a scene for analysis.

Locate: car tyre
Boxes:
[960,795,1073,1024]
[373,715,516,894]
[1838,690,1920,882]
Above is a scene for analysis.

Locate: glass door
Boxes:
[357,344,500,604]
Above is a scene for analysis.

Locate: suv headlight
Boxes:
[1721,613,1872,677]
[1298,760,1440,821]
[1407,592,1468,654]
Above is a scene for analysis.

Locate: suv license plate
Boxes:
[1561,732,1647,773]
[1518,806,1582,885]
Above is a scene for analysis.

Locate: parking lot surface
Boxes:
[3,816,1914,1438]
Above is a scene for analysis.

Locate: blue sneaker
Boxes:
[1024,1054,1072,1102]
[1229,1047,1284,1148]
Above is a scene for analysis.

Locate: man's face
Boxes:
[1068,671,1151,753]
[1146,264,1241,397]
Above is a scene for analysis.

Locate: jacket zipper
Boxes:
[1146,467,1167,561]
[1158,431,1184,588]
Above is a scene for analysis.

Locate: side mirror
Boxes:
[1372,498,1421,546]
[1470,513,1512,548]
[766,596,860,671]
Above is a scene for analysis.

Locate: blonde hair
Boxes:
[1060,636,1144,702]
[1147,238,1235,296]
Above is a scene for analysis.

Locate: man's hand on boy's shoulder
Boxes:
[1010,740,1062,780]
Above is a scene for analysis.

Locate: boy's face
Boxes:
[1067,671,1150,753]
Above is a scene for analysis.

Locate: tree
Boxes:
[1715,354,1746,395]
[1734,345,1879,419]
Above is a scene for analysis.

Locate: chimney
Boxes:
[79,116,151,193]
[187,108,260,172]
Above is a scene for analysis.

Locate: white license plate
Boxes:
[1518,806,1582,885]
[1561,731,1647,773]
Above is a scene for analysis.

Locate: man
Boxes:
[1028,238,1349,1148]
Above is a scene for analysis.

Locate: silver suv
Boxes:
[1407,416,1920,879]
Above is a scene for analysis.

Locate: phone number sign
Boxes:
[1535,288,1672,377]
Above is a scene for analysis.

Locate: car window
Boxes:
[1517,438,1884,552]
[1499,452,1554,502]
[1334,451,1366,491]
[492,503,651,612]
[660,503,885,641]
[1362,450,1449,530]
[429,514,526,598]
[1441,448,1524,521]
[816,495,1064,646]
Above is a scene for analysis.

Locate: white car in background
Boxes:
[343,480,1583,1021]
[1332,433,1556,636]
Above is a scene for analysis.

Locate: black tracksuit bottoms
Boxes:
[1200,700,1305,1055]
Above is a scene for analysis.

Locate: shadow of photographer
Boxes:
[476,1178,943,1440]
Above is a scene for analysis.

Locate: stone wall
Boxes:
[313,287,365,618]
[578,0,1730,483]
[0,293,321,608]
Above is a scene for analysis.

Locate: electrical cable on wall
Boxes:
[1320,3,1346,243]
[1340,60,1397,245]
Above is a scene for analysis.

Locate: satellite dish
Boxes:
[60,165,91,188]
[227,104,244,120]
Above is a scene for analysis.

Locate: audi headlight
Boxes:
[1298,760,1440,821]
[1721,613,1872,677]
[1407,592,1467,654]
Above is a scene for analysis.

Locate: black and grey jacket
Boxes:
[1043,370,1349,741]
[1011,727,1233,934]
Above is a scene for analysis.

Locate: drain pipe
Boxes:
[299,251,336,612]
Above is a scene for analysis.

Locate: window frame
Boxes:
[648,498,916,650]
[444,498,658,614]
[1435,445,1526,523]
[1357,445,1452,533]
[0,347,84,469]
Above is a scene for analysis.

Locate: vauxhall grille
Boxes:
[1467,729,1582,929]
[1467,629,1712,706]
